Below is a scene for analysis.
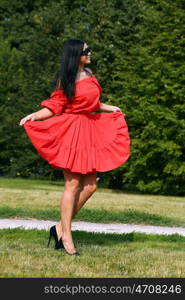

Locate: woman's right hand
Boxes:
[19,113,38,126]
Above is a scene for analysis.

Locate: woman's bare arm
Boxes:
[19,108,54,126]
[99,102,122,113]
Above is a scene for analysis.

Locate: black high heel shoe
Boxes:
[47,225,64,250]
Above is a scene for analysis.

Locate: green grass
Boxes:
[0,228,185,278]
[0,206,179,227]
[0,177,64,189]
[0,178,185,227]
[0,178,185,278]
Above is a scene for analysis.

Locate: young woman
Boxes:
[19,38,130,255]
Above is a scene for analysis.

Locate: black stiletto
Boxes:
[63,248,80,256]
[47,225,64,250]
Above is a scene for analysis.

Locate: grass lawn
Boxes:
[0,178,185,227]
[0,228,185,278]
[0,178,185,278]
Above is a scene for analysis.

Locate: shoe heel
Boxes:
[47,226,64,250]
[47,231,52,247]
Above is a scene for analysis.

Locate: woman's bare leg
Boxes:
[59,169,82,254]
[56,171,97,244]
[72,172,97,217]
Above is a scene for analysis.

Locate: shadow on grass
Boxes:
[0,228,185,247]
[74,230,185,246]
[75,208,177,226]
[0,206,182,227]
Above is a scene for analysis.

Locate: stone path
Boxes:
[0,218,185,236]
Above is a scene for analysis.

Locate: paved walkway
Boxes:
[0,218,185,236]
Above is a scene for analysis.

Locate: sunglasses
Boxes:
[81,47,91,56]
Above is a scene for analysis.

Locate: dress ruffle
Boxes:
[23,111,130,174]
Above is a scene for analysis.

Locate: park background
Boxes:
[0,0,185,196]
[0,0,185,278]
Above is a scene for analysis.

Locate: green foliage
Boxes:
[0,0,185,195]
[115,0,185,195]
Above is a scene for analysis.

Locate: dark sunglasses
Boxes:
[81,47,91,56]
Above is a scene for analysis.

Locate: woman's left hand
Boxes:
[111,105,122,112]
[100,103,125,115]
[111,105,126,116]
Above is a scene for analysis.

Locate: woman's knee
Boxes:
[65,183,80,194]
[83,182,97,194]
[81,172,97,194]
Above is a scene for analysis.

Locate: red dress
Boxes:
[23,75,130,174]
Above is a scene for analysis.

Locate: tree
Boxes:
[0,0,185,195]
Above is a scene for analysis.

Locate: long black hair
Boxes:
[55,38,85,103]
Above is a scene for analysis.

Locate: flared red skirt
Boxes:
[23,111,130,174]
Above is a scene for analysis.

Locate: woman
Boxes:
[19,38,130,255]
